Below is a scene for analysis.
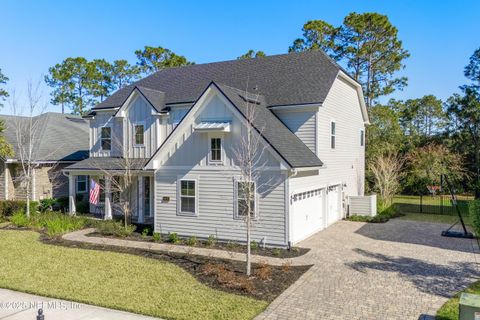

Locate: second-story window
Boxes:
[210,137,222,162]
[135,124,144,145]
[101,127,111,151]
[330,121,336,149]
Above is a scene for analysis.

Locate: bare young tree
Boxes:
[9,80,48,217]
[233,87,271,276]
[369,152,405,207]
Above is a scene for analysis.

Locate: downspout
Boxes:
[287,168,298,249]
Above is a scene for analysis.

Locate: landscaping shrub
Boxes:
[0,200,38,217]
[9,211,89,237]
[206,235,217,247]
[96,220,136,237]
[186,236,197,246]
[39,198,57,212]
[255,263,272,280]
[10,211,30,227]
[55,196,69,211]
[470,200,480,236]
[250,240,259,250]
[168,232,179,244]
[347,203,402,223]
[281,261,292,273]
[152,232,161,242]
[141,227,150,238]
[200,263,255,293]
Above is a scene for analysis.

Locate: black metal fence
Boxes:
[394,195,472,216]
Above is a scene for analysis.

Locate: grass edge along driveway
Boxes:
[0,230,267,320]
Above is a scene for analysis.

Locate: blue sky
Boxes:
[1,0,479,113]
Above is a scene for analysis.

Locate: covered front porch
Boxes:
[64,157,154,225]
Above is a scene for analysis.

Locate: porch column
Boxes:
[138,176,144,223]
[104,176,112,220]
[68,174,76,215]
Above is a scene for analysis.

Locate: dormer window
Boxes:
[135,124,145,146]
[101,127,111,151]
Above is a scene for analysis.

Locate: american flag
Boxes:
[89,179,100,205]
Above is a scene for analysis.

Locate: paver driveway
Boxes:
[257,219,480,320]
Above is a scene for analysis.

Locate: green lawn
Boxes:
[397,212,472,226]
[0,230,267,320]
[437,281,480,320]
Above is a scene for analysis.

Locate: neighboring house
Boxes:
[65,50,369,247]
[0,113,89,202]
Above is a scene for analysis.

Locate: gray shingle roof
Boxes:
[94,50,340,110]
[214,83,323,168]
[0,112,89,162]
[65,157,149,171]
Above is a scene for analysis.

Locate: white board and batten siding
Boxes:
[89,111,123,157]
[124,96,159,158]
[274,110,317,153]
[153,92,288,246]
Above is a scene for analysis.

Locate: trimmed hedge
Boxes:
[347,203,403,223]
[470,200,480,236]
[0,200,38,218]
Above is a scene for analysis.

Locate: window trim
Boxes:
[177,178,198,216]
[330,120,336,150]
[133,122,145,147]
[100,126,112,151]
[76,175,88,193]
[234,178,258,220]
[208,135,224,164]
[360,129,364,147]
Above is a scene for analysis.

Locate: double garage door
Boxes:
[290,185,342,244]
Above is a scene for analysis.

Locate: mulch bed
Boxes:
[42,235,311,302]
[86,231,310,259]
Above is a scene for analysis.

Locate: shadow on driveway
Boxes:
[355,219,478,253]
[347,248,480,298]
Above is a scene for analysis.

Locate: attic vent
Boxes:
[238,94,261,105]
[66,117,86,123]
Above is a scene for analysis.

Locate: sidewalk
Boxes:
[63,228,307,266]
[0,288,159,320]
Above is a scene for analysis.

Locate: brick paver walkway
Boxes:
[257,220,480,320]
[63,219,480,319]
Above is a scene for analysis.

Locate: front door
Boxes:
[144,176,151,218]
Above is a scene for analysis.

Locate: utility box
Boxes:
[460,293,480,320]
[349,195,377,217]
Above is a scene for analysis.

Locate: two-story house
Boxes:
[65,50,369,247]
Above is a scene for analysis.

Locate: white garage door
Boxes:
[291,188,324,243]
[327,185,341,226]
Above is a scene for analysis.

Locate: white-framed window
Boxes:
[76,175,87,193]
[234,179,257,219]
[101,127,111,151]
[134,124,145,146]
[209,137,222,162]
[177,179,197,216]
[360,129,364,147]
[330,121,336,149]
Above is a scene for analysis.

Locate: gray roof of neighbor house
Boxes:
[214,83,323,168]
[94,50,341,110]
[0,112,89,162]
[66,157,149,171]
